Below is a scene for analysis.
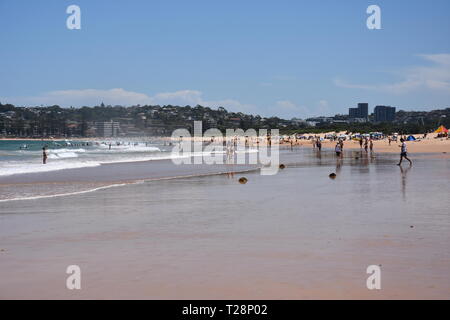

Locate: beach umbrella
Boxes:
[434,125,448,133]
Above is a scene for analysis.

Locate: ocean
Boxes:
[0,139,260,201]
[0,139,176,177]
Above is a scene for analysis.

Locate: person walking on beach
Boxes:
[42,146,48,164]
[335,142,342,157]
[359,138,363,149]
[339,139,344,151]
[369,139,374,152]
[364,138,368,152]
[388,136,392,146]
[397,138,412,166]
[316,138,322,151]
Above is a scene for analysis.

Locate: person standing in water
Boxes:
[397,138,412,166]
[316,138,322,151]
[335,142,342,157]
[42,146,48,164]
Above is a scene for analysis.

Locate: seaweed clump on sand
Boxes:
[238,177,248,184]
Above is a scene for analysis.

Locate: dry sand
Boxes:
[282,133,450,154]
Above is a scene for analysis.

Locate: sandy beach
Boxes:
[280,132,450,155]
[2,0,450,305]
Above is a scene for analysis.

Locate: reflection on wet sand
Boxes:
[400,165,412,200]
[0,148,449,299]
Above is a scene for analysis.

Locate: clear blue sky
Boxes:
[1,0,449,118]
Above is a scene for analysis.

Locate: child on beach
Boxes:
[397,138,412,166]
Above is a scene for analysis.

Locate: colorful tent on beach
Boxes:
[406,135,416,141]
[434,125,448,133]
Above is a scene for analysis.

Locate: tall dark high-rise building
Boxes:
[357,103,368,119]
[374,105,396,122]
[348,103,369,120]
[349,107,359,118]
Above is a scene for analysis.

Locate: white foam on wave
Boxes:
[51,148,86,153]
[0,182,133,203]
[95,145,161,153]
[0,148,261,177]
[48,151,79,159]
[0,161,101,176]
[0,153,182,177]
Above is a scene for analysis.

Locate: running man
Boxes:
[397,138,412,166]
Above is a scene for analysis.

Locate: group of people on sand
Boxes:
[310,135,412,166]
[39,135,413,167]
[358,137,374,153]
[313,137,345,158]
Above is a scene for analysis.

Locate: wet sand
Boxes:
[0,149,449,299]
[0,158,259,201]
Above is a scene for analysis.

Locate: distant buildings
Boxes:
[304,116,341,127]
[374,105,396,123]
[291,118,308,126]
[349,103,369,121]
[358,103,369,119]
[2,102,447,138]
[347,104,396,123]
[96,121,120,137]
